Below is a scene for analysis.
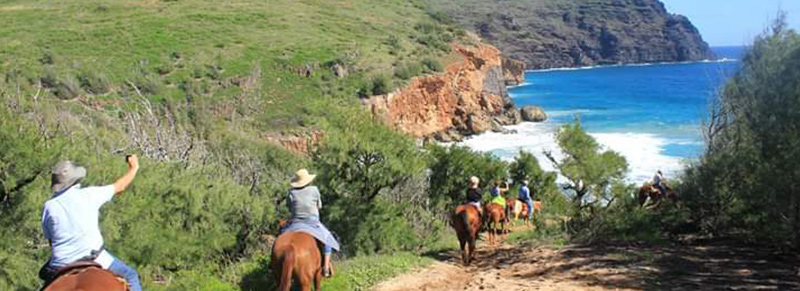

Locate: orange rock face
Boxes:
[364,43,522,139]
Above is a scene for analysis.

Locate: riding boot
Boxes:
[322,254,334,277]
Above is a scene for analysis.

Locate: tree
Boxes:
[682,14,800,247]
[545,119,628,232]
[427,145,508,215]
[509,150,557,197]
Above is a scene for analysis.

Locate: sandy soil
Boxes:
[374,236,800,291]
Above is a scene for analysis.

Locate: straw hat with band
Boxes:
[51,161,87,193]
[291,168,317,189]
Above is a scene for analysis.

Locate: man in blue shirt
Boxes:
[518,180,534,222]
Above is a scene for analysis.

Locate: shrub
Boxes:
[422,58,444,73]
[371,74,393,95]
[394,62,423,80]
[53,75,82,99]
[77,70,110,94]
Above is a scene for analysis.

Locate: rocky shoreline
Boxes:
[363,41,549,143]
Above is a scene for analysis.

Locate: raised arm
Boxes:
[113,155,140,194]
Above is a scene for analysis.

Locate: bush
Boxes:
[422,58,445,73]
[77,70,110,94]
[371,74,393,95]
[394,62,423,80]
[53,75,83,99]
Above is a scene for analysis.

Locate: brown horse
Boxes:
[508,199,543,223]
[638,184,678,208]
[451,204,482,266]
[484,202,507,246]
[44,264,127,291]
[271,227,323,291]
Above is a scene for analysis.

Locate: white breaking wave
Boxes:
[456,122,688,184]
[526,58,738,73]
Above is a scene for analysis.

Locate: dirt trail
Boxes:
[375,235,800,291]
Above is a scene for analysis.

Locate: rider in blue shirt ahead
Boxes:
[518,180,534,221]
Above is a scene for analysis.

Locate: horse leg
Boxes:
[298,273,312,291]
[459,238,468,266]
[314,268,322,291]
[468,238,477,265]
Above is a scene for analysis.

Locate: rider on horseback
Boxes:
[519,180,534,222]
[653,170,666,197]
[40,156,142,291]
[490,180,509,221]
[467,176,483,216]
[281,169,340,278]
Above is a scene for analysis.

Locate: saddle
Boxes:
[53,260,103,279]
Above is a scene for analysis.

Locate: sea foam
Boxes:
[456,122,686,184]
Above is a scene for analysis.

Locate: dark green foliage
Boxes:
[427,145,508,213]
[77,70,110,95]
[311,111,431,255]
[680,16,800,247]
[371,74,394,95]
[394,62,423,80]
[545,119,629,238]
[422,58,445,73]
[53,76,83,99]
[509,150,557,196]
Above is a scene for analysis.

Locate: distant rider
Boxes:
[653,170,666,197]
[281,168,340,277]
[467,176,483,216]
[518,180,534,222]
[40,156,142,291]
[490,180,509,221]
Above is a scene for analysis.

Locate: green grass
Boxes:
[322,253,432,290]
[0,0,460,131]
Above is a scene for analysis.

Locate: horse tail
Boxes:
[278,245,295,291]
[458,210,470,235]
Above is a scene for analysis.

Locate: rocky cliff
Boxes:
[363,42,525,142]
[426,0,715,69]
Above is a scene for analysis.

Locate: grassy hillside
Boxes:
[1,0,462,128]
[0,0,469,290]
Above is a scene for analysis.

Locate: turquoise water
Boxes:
[510,46,744,158]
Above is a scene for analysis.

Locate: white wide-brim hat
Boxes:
[51,161,87,193]
[290,168,316,188]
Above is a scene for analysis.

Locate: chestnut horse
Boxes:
[484,202,507,246]
[638,184,678,208]
[451,204,482,266]
[271,223,322,291]
[44,264,127,291]
[507,199,542,223]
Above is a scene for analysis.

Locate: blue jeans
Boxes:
[656,184,666,196]
[109,256,142,291]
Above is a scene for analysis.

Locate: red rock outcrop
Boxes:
[502,59,526,85]
[363,43,524,141]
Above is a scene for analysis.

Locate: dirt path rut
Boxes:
[375,237,800,291]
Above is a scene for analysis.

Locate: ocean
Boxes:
[460,46,745,183]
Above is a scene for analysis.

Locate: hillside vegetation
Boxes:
[425,0,714,69]
[0,0,470,289]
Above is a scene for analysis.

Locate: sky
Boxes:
[662,0,800,46]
